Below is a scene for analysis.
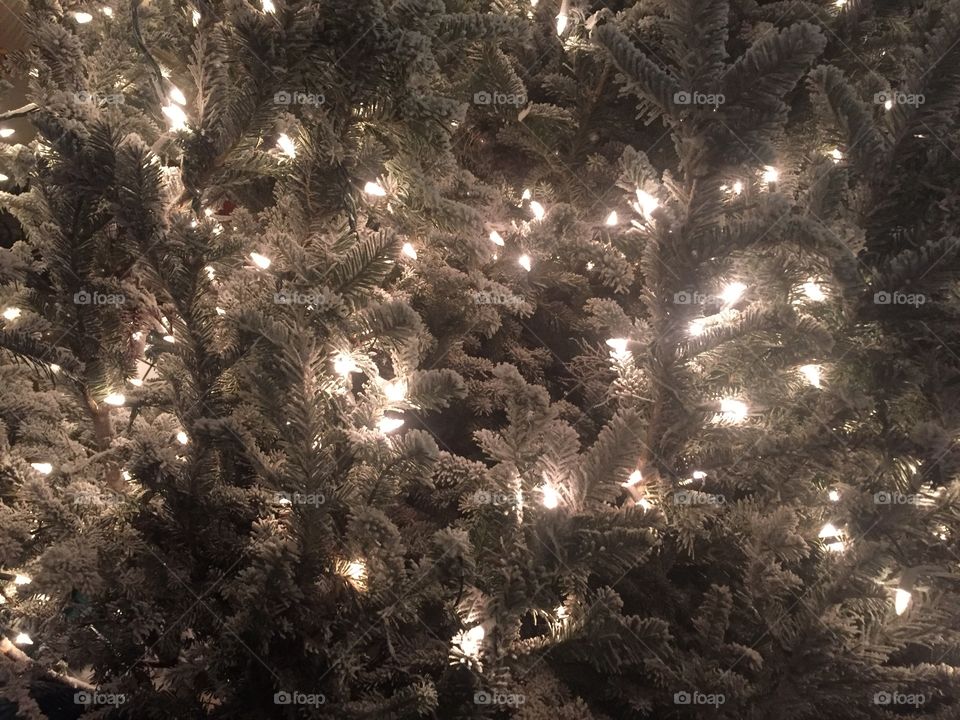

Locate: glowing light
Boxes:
[623,469,643,487]
[489,230,505,246]
[13,575,30,586]
[819,522,839,538]
[829,148,843,162]
[692,470,707,480]
[192,9,201,24]
[50,364,60,373]
[720,282,746,306]
[2,307,21,321]
[637,497,653,510]
[101,6,113,16]
[835,0,847,6]
[458,624,485,659]
[125,377,142,387]
[884,99,893,111]
[205,265,216,280]
[216,307,226,316]
[555,604,568,620]
[162,334,175,344]
[401,242,417,260]
[799,364,822,388]
[606,337,629,359]
[605,211,618,226]
[333,353,359,376]
[176,431,189,445]
[732,180,743,195]
[379,416,405,434]
[556,13,568,34]
[521,188,531,201]
[717,398,748,423]
[802,280,826,302]
[14,633,33,645]
[540,484,560,509]
[276,133,296,158]
[762,166,779,185]
[0,128,14,138]
[162,104,188,131]
[249,252,271,269]
[518,254,532,272]
[122,470,131,481]
[261,0,275,11]
[894,588,911,615]
[30,463,52,475]
[634,189,659,219]
[828,489,840,502]
[342,559,367,589]
[384,379,407,403]
[0,174,7,181]
[169,86,186,105]
[73,11,93,22]
[363,181,386,197]
[103,393,125,406]
[689,319,707,336]
[529,200,545,220]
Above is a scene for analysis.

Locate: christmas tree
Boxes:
[1,0,960,717]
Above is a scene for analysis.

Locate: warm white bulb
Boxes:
[176,431,189,445]
[555,13,568,34]
[343,559,367,587]
[30,462,52,475]
[169,86,186,106]
[489,230,505,246]
[634,189,659,218]
[720,282,746,306]
[518,254,532,272]
[100,6,113,16]
[829,148,843,162]
[762,166,779,184]
[540,484,560,509]
[605,211,618,226]
[826,539,846,553]
[73,11,94,23]
[459,624,485,658]
[401,242,417,260]
[103,393,125,406]
[192,9,201,24]
[802,280,826,302]
[0,128,14,138]
[0,174,8,181]
[529,200,546,220]
[162,104,188,131]
[521,188,532,201]
[162,334,175,344]
[894,588,911,615]
[2,307,21,321]
[127,378,143,387]
[363,181,387,197]
[249,252,271,269]
[333,353,359,376]
[689,319,707,336]
[204,265,216,280]
[14,633,33,645]
[261,0,275,12]
[828,489,840,502]
[692,470,707,480]
[732,180,744,195]
[799,364,822,388]
[379,416,405,434]
[384,379,407,403]
[606,337,629,359]
[13,574,31,586]
[216,307,226,316]
[637,497,653,510]
[884,99,893,111]
[276,133,296,158]
[718,398,748,423]
[835,0,847,6]
[49,364,60,373]
[819,522,839,538]
[623,469,643,487]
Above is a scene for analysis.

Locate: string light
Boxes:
[540,483,560,509]
[103,393,125,406]
[719,282,746,306]
[205,266,216,280]
[30,463,52,475]
[379,416,405,434]
[2,307,21,320]
[489,230,505,246]
[634,189,659,219]
[176,431,189,445]
[518,254,532,272]
[606,337,630,360]
[894,588,911,615]
[192,9,201,24]
[128,377,143,387]
[731,180,743,195]
[169,86,187,106]
[0,174,8,182]
[333,353,359,376]
[401,243,417,260]
[0,128,14,138]
[605,211,618,226]
[555,13,568,34]
[162,334,175,344]
[529,200,546,220]
[14,633,33,645]
[456,625,485,660]
[829,148,843,163]
[623,469,642,487]
[835,0,847,6]
[341,559,367,590]
[162,104,188,131]
[216,307,226,316]
[828,489,840,502]
[249,252,272,269]
[802,279,826,302]
[13,575,31,586]
[692,470,707,480]
[762,166,779,185]
[716,398,748,423]
[799,364,822,388]
[384,379,407,403]
[689,318,707,336]
[637,497,653,510]
[50,364,61,374]
[819,522,845,553]
[276,133,296,158]
[363,181,386,197]
[884,98,893,111]
[101,6,113,16]
[521,188,532,201]
[261,0,276,12]
[73,11,94,23]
